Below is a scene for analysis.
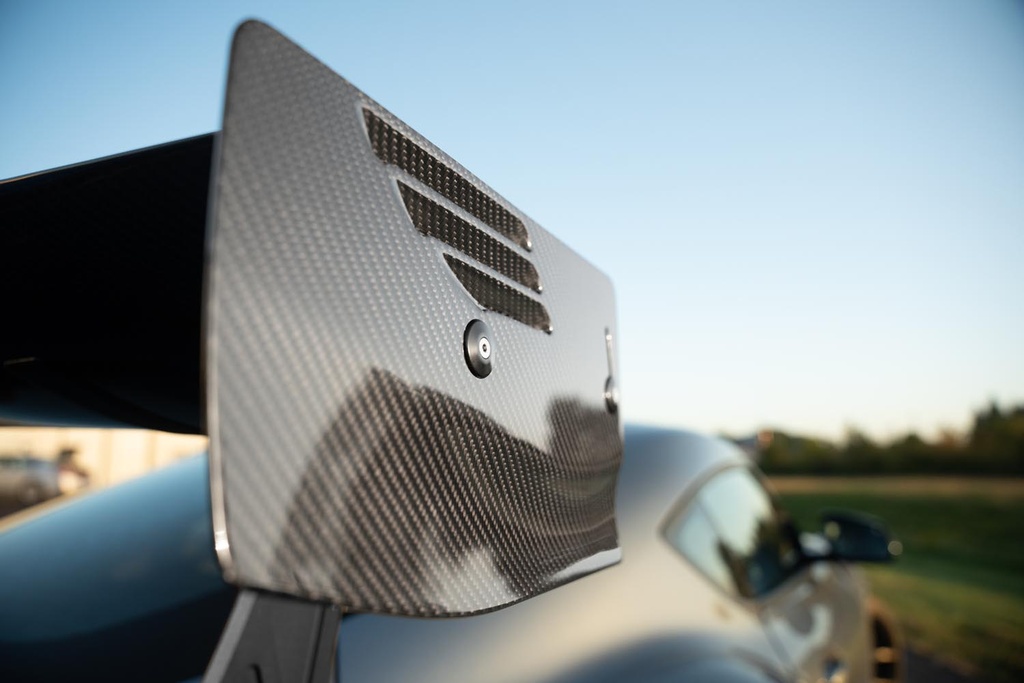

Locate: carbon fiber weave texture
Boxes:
[207,21,622,616]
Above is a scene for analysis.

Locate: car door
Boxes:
[756,555,871,683]
[695,466,872,683]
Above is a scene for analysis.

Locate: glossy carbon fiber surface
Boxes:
[206,21,622,616]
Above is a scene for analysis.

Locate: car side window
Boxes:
[697,467,802,598]
[665,466,802,600]
[665,502,734,595]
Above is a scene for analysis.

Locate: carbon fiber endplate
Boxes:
[207,21,622,616]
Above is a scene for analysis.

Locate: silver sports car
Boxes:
[0,427,899,683]
[0,20,900,683]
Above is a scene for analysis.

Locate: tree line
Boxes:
[752,401,1024,475]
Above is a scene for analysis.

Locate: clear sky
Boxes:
[3,1,1022,441]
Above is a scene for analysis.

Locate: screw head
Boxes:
[464,319,494,378]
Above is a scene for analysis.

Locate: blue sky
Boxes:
[3,1,1022,441]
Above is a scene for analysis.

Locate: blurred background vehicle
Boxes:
[0,455,60,508]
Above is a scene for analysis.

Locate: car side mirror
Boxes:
[820,510,901,563]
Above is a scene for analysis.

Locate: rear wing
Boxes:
[1,17,621,629]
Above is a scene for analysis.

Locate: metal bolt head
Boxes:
[464,319,494,378]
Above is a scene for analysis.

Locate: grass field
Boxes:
[771,477,1024,683]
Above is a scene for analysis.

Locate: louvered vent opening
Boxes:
[364,109,531,250]
[399,183,541,293]
[444,255,552,333]
[364,108,551,333]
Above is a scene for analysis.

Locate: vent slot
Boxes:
[364,109,531,250]
[399,183,541,293]
[444,255,551,333]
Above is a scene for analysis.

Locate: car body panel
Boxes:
[760,560,872,683]
[0,457,235,681]
[336,427,793,683]
[0,426,886,683]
